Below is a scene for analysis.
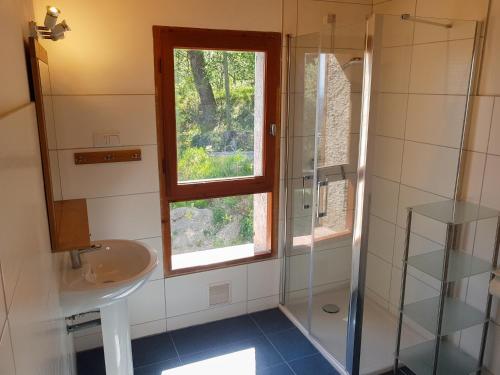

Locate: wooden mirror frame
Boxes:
[28,37,91,252]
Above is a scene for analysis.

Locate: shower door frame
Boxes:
[345,13,377,375]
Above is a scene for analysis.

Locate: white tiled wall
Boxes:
[0,105,76,374]
[372,1,500,373]
[0,0,77,371]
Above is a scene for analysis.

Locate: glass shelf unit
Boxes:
[395,199,500,375]
[398,340,479,375]
[407,250,493,282]
[410,200,500,225]
[403,297,486,336]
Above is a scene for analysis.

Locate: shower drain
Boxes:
[322,304,340,314]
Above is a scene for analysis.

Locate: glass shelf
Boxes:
[399,340,479,375]
[407,250,493,282]
[403,297,486,336]
[410,200,499,225]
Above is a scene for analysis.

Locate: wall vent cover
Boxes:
[209,282,231,306]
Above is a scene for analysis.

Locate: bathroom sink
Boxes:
[60,239,158,316]
[59,239,158,375]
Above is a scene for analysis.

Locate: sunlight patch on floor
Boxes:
[163,348,256,375]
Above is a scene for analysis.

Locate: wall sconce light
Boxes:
[30,5,71,41]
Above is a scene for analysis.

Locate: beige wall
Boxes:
[0,0,33,115]
[0,0,76,373]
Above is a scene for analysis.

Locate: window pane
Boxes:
[170,193,269,270]
[174,49,265,183]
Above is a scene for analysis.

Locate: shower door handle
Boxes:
[302,175,313,209]
[316,179,329,219]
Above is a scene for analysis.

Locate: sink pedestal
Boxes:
[101,299,134,375]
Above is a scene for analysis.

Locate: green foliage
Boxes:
[171,49,259,248]
[174,49,256,154]
[178,147,253,181]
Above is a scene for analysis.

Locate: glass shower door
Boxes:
[283,30,325,327]
[308,24,363,371]
[283,20,363,373]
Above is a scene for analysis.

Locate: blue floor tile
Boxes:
[76,347,105,375]
[132,332,177,367]
[77,311,342,375]
[134,358,181,375]
[180,335,283,370]
[266,327,318,361]
[250,308,295,334]
[289,353,340,375]
[257,363,295,375]
[170,315,261,356]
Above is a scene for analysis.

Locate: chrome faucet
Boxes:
[70,243,103,269]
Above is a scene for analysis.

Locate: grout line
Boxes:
[54,144,157,151]
[475,0,493,94]
[459,91,497,349]
[171,318,270,362]
[404,138,463,151]
[365,286,391,308]
[86,190,160,201]
[286,351,325,365]
[162,280,168,335]
[379,91,468,96]
[169,332,182,364]
[0,102,33,120]
[312,0,371,6]
[388,16,416,315]
[380,36,475,49]
[51,93,155,97]
[367,248,394,267]
[370,211,446,249]
[165,301,247,321]
[372,174,454,204]
[249,314,298,375]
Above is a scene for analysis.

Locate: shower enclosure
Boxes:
[280,13,482,375]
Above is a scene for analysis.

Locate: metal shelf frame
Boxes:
[393,205,500,375]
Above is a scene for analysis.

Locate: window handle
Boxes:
[270,123,277,136]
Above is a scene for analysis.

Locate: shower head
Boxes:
[341,57,363,69]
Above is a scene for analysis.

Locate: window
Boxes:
[153,26,281,276]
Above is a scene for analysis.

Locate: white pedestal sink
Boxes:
[60,240,158,375]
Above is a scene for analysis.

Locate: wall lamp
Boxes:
[30,5,71,41]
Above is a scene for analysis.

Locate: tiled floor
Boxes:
[77,308,340,375]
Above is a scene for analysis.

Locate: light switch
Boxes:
[93,131,121,147]
[108,134,120,146]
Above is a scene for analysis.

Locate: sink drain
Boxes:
[322,304,340,314]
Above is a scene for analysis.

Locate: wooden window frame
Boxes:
[153,26,281,277]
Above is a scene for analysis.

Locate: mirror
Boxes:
[29,37,91,251]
